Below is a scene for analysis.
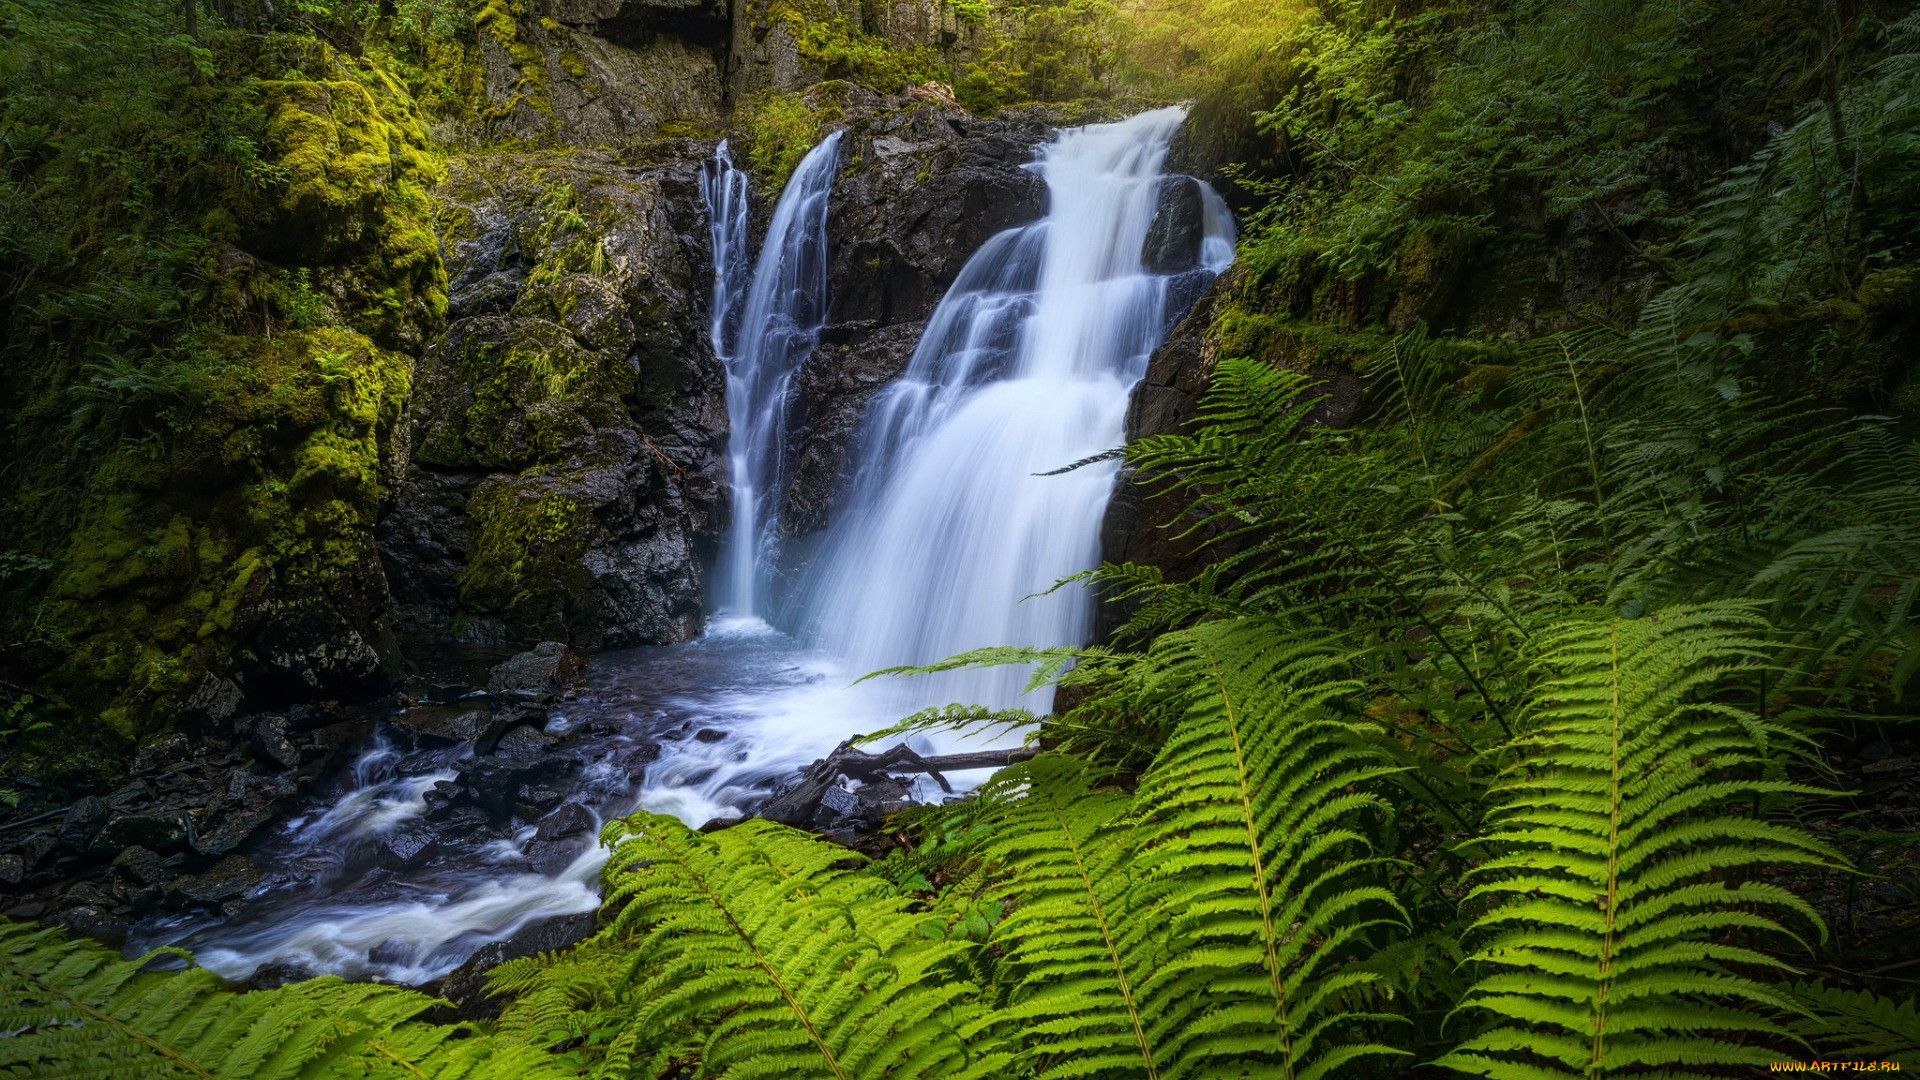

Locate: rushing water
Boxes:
[129,110,1230,984]
[709,134,841,618]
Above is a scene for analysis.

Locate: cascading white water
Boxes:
[702,140,752,361]
[637,106,1234,822]
[707,134,842,618]
[795,106,1234,716]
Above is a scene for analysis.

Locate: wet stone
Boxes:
[132,734,191,775]
[110,845,172,886]
[93,813,191,856]
[55,796,111,852]
[487,642,584,703]
[692,727,727,743]
[432,911,595,1021]
[376,824,440,870]
[391,704,501,749]
[251,715,301,771]
[167,855,263,909]
[494,723,555,758]
[0,854,23,885]
[534,801,595,843]
[525,838,583,876]
[818,786,861,817]
[520,785,566,813]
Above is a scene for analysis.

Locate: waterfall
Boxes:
[701,140,752,360]
[704,133,842,619]
[792,105,1234,720]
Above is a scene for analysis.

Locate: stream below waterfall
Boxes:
[127,106,1233,986]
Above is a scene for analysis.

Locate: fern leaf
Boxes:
[1437,605,1843,1080]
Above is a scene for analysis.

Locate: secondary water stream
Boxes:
[128,108,1232,984]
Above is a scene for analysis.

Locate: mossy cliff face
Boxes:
[468,0,726,145]
[0,33,445,750]
[378,146,726,647]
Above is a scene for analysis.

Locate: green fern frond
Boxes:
[963,754,1158,1079]
[1126,618,1411,1080]
[595,814,1013,1080]
[1438,605,1844,1080]
[1784,982,1920,1066]
[0,919,569,1080]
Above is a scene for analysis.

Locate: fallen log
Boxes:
[755,740,1038,826]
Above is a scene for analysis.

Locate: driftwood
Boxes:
[756,740,1038,826]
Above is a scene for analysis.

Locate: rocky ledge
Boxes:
[0,641,611,950]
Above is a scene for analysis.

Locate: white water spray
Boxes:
[641,106,1234,821]
[706,134,841,618]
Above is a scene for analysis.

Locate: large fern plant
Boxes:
[586,814,1010,1080]
[1438,604,1844,1080]
[0,919,569,1079]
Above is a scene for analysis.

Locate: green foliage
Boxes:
[738,90,838,187]
[1441,607,1840,1079]
[0,0,443,746]
[0,919,573,1079]
[589,814,1010,1079]
[1785,982,1920,1066]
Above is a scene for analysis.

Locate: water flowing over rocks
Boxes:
[776,93,1058,547]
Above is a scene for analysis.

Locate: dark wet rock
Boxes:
[487,642,585,703]
[380,148,726,653]
[132,734,192,776]
[455,753,579,824]
[534,801,596,843]
[55,904,125,940]
[376,824,440,871]
[250,714,301,771]
[0,854,23,885]
[818,785,861,818]
[193,770,295,856]
[424,780,466,819]
[1141,175,1212,275]
[93,813,191,857]
[698,815,744,833]
[520,785,567,814]
[609,740,661,777]
[431,910,596,1021]
[493,723,557,758]
[167,855,263,909]
[391,704,502,749]
[428,805,500,841]
[525,838,584,876]
[242,961,318,992]
[109,846,175,887]
[54,795,111,853]
[284,703,327,732]
[692,727,727,744]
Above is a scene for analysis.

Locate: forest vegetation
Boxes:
[3,0,1920,1077]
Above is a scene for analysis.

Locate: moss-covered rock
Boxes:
[0,33,443,756]
[379,146,725,649]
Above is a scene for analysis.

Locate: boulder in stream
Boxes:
[486,642,585,703]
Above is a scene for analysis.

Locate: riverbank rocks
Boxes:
[0,703,374,938]
[429,910,597,1021]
